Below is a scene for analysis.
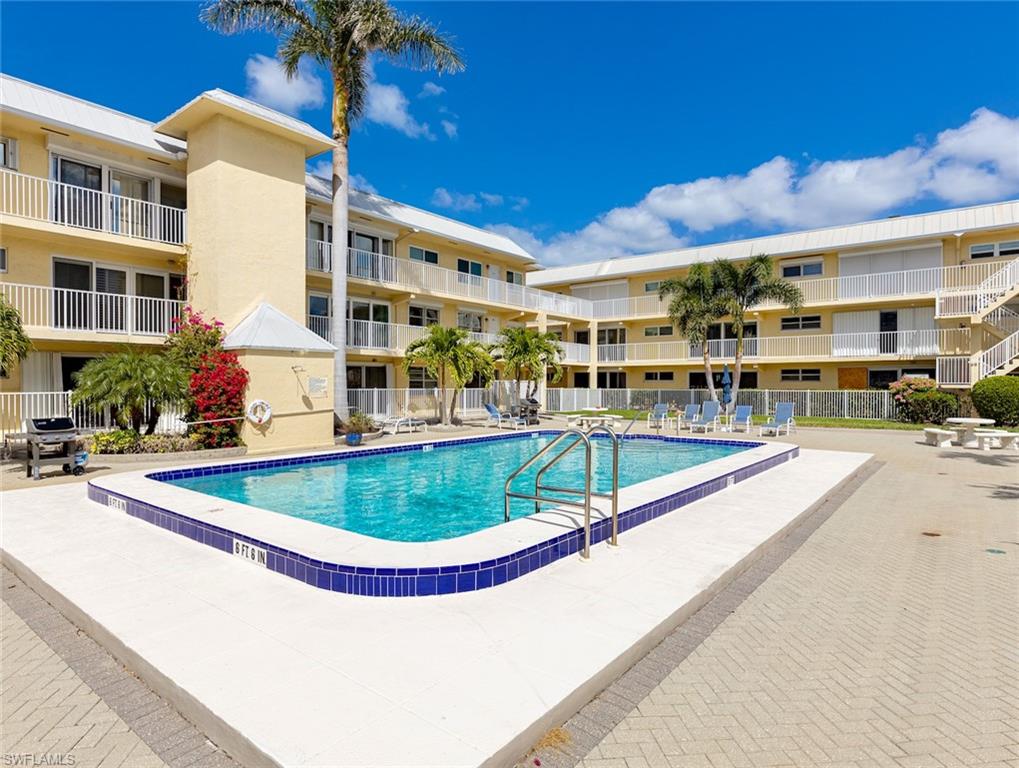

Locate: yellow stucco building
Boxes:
[2,73,1018,448]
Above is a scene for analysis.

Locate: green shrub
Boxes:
[90,430,141,454]
[906,390,959,425]
[343,411,377,434]
[137,434,198,454]
[971,377,1019,426]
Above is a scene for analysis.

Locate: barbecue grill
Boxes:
[25,417,89,479]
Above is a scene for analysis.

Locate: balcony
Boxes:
[558,341,591,364]
[596,328,970,363]
[2,283,184,338]
[590,263,1004,319]
[305,241,594,319]
[1,169,187,246]
[307,317,499,351]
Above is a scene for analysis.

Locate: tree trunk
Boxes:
[702,348,718,402]
[449,387,459,424]
[144,405,161,436]
[130,407,143,434]
[330,74,351,423]
[439,368,448,425]
[730,333,744,415]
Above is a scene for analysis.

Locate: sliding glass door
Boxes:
[54,157,102,230]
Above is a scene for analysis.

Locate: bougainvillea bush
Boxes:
[189,350,249,448]
[888,376,958,424]
[165,307,249,448]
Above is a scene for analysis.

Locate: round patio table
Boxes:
[945,417,995,448]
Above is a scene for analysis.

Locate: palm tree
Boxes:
[0,294,31,377]
[447,340,495,424]
[71,349,189,435]
[658,264,726,402]
[403,325,486,425]
[495,327,564,400]
[713,254,803,408]
[201,0,465,422]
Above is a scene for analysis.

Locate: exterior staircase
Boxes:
[935,259,1019,387]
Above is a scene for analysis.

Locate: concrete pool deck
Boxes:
[1,438,869,767]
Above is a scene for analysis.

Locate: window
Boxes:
[457,258,482,276]
[971,241,1019,259]
[574,330,590,345]
[408,366,438,389]
[689,371,758,389]
[781,369,822,382]
[409,305,439,327]
[644,325,674,337]
[506,270,524,285]
[644,371,675,381]
[867,369,899,389]
[574,372,590,388]
[780,315,822,331]
[0,137,16,170]
[781,260,823,278]
[597,327,626,345]
[410,246,439,264]
[457,310,483,332]
[597,371,627,389]
[0,247,6,273]
[169,273,186,301]
[644,281,661,293]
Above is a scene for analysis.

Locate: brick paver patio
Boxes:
[531,429,1019,768]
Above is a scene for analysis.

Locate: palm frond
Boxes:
[200,0,310,35]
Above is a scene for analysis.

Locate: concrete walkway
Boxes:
[530,429,1019,768]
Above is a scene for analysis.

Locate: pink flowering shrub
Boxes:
[888,376,957,424]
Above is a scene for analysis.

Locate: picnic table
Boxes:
[945,417,995,448]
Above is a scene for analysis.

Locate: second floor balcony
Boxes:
[2,282,184,339]
[1,169,187,246]
[306,241,593,319]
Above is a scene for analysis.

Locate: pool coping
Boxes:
[88,430,798,597]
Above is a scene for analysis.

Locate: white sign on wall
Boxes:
[233,539,268,567]
[308,377,328,398]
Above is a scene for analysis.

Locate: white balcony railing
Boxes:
[936,258,1019,317]
[596,329,969,363]
[590,263,1005,319]
[559,341,591,364]
[307,317,499,351]
[1,169,187,246]
[936,356,972,387]
[306,239,332,272]
[2,282,184,337]
[980,330,1019,378]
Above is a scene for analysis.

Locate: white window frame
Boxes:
[780,368,822,382]
[50,256,169,298]
[408,304,440,327]
[780,314,822,332]
[307,291,331,317]
[408,366,438,389]
[0,136,18,171]
[780,257,824,279]
[644,325,673,337]
[456,257,483,276]
[970,240,1019,260]
[644,280,662,293]
[505,269,524,285]
[0,247,6,273]
[456,308,484,332]
[410,245,439,264]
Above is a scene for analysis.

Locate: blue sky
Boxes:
[3,2,1018,265]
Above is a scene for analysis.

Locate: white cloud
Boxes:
[350,173,377,194]
[489,108,1019,266]
[479,192,503,206]
[511,197,530,212]
[366,81,434,140]
[306,160,377,194]
[419,81,445,98]
[245,54,324,115]
[441,119,458,139]
[432,187,480,211]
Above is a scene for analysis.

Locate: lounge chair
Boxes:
[484,402,527,430]
[730,404,753,433]
[647,403,675,430]
[677,404,700,431]
[689,401,721,433]
[380,408,427,435]
[759,402,795,436]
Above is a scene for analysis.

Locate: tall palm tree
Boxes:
[0,294,31,377]
[659,264,725,402]
[495,327,564,400]
[202,0,465,421]
[713,254,803,408]
[403,325,485,425]
[71,349,189,434]
[447,340,494,424]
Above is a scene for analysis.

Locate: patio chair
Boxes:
[759,402,795,436]
[646,403,675,431]
[484,402,527,430]
[677,403,700,431]
[730,404,753,433]
[689,401,721,433]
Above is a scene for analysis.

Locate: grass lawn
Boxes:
[556,409,1012,431]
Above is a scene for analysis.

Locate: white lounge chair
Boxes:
[380,408,427,435]
[759,402,795,436]
[647,403,675,431]
[485,403,526,430]
[690,401,721,433]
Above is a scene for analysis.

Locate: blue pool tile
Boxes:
[456,572,477,592]
[416,575,436,596]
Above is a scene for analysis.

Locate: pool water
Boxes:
[164,434,749,542]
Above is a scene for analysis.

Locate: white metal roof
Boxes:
[306,173,536,263]
[0,72,186,158]
[224,303,336,353]
[527,200,1019,286]
[156,89,334,155]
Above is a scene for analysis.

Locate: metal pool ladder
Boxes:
[503,426,620,559]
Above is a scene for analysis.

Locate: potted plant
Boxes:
[344,411,376,446]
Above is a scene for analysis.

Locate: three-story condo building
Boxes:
[1,72,1018,450]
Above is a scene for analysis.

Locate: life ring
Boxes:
[246,399,272,426]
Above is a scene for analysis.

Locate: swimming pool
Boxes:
[89,431,798,596]
[161,432,748,542]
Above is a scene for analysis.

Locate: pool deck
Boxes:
[2,442,869,767]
